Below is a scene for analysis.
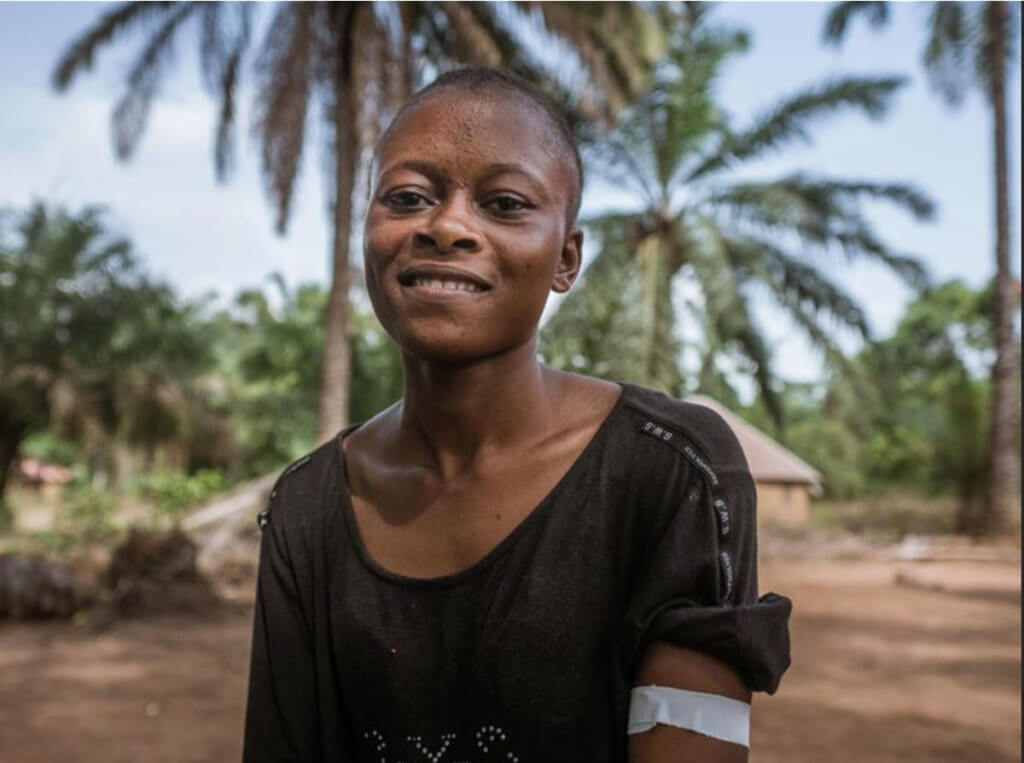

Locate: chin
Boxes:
[394,324,531,367]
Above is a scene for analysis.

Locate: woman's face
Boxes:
[363,88,582,364]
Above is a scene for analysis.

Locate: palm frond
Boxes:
[686,75,906,181]
[196,3,252,180]
[822,1,889,46]
[584,130,662,208]
[923,2,977,106]
[708,173,935,239]
[438,3,503,67]
[832,225,930,288]
[52,1,179,90]
[517,1,653,123]
[110,3,196,160]
[656,20,748,188]
[689,218,781,421]
[741,237,872,339]
[252,3,316,234]
[541,244,640,379]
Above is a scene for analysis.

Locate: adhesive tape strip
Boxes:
[627,685,750,747]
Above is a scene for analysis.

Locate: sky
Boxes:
[1,1,1020,388]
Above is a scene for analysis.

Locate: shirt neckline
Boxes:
[332,382,632,588]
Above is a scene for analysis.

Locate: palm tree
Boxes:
[53,1,660,443]
[542,6,933,425]
[0,203,214,498]
[824,1,1021,533]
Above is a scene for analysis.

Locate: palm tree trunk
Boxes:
[983,0,1020,534]
[318,66,359,444]
[639,236,661,387]
[317,4,364,444]
[0,420,28,502]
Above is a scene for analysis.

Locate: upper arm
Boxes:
[628,642,750,762]
[243,477,321,763]
[623,401,791,761]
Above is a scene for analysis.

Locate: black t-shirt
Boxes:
[243,384,791,762]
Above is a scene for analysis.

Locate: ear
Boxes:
[552,227,583,293]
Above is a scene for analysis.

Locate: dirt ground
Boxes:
[0,551,1019,763]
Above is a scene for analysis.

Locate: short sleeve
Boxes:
[243,481,322,762]
[622,415,791,694]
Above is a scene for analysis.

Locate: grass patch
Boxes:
[810,493,959,540]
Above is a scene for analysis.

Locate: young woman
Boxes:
[243,68,790,763]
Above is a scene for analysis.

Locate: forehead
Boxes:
[376,88,574,190]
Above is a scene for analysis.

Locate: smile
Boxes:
[408,277,486,293]
[397,265,492,298]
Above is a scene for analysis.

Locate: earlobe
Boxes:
[552,228,584,294]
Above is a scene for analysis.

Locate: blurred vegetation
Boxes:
[136,469,226,522]
[0,3,1016,549]
[0,202,401,531]
[823,0,1020,537]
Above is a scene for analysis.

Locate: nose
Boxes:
[414,194,481,254]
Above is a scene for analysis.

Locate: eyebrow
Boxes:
[376,160,449,186]
[480,162,549,198]
[377,159,550,200]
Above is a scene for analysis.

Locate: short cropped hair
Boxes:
[376,67,584,226]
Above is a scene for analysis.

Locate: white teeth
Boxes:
[410,276,483,293]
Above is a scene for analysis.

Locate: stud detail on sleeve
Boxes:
[639,420,720,487]
[719,550,735,600]
[257,510,270,531]
[283,454,312,477]
[713,498,731,536]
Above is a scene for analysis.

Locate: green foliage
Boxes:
[138,469,224,520]
[0,498,13,533]
[204,275,402,475]
[857,281,993,503]
[728,280,1000,511]
[787,417,868,499]
[0,202,230,497]
[18,431,80,466]
[56,487,116,544]
[350,306,403,424]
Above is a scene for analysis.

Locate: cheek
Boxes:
[363,216,406,285]
[494,225,563,291]
[362,217,407,326]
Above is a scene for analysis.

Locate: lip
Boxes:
[397,264,493,293]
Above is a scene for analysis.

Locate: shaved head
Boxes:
[376,68,584,227]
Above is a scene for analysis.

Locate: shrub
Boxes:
[56,488,117,544]
[138,469,225,520]
[0,499,14,533]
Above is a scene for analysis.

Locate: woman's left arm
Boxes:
[623,406,792,762]
[628,642,751,763]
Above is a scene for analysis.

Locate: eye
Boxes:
[483,194,531,215]
[382,189,434,211]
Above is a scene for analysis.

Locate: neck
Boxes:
[398,336,560,478]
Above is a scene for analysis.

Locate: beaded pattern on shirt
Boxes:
[360,725,519,763]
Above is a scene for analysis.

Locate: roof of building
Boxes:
[687,395,822,492]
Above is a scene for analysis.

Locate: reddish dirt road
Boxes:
[0,555,1019,763]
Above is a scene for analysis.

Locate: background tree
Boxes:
[823,0,1021,533]
[52,1,661,443]
[543,6,933,423]
[0,203,216,499]
[203,275,402,478]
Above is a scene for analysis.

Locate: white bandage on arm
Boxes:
[627,685,751,747]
